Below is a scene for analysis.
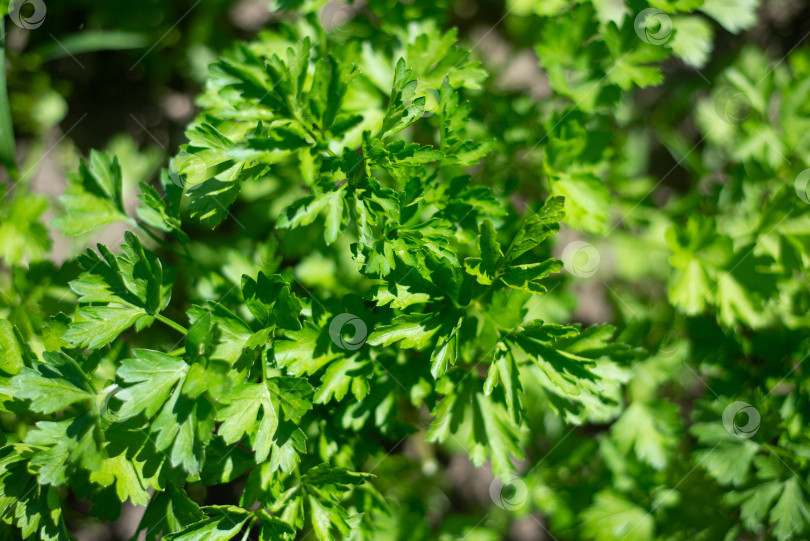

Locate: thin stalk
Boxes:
[63,352,95,393]
[155,313,188,335]
[132,219,191,261]
[0,19,18,180]
[261,325,275,382]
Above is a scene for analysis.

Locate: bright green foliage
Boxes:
[0,190,51,265]
[1,10,630,539]
[52,151,128,236]
[3,0,810,540]
[63,231,175,348]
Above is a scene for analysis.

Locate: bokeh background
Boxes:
[3,1,810,540]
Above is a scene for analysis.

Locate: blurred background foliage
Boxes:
[3,0,810,540]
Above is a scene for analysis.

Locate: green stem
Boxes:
[763,443,790,459]
[0,19,18,181]
[295,115,339,159]
[63,352,95,393]
[156,313,188,335]
[262,326,275,382]
[168,347,185,356]
[134,220,191,261]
